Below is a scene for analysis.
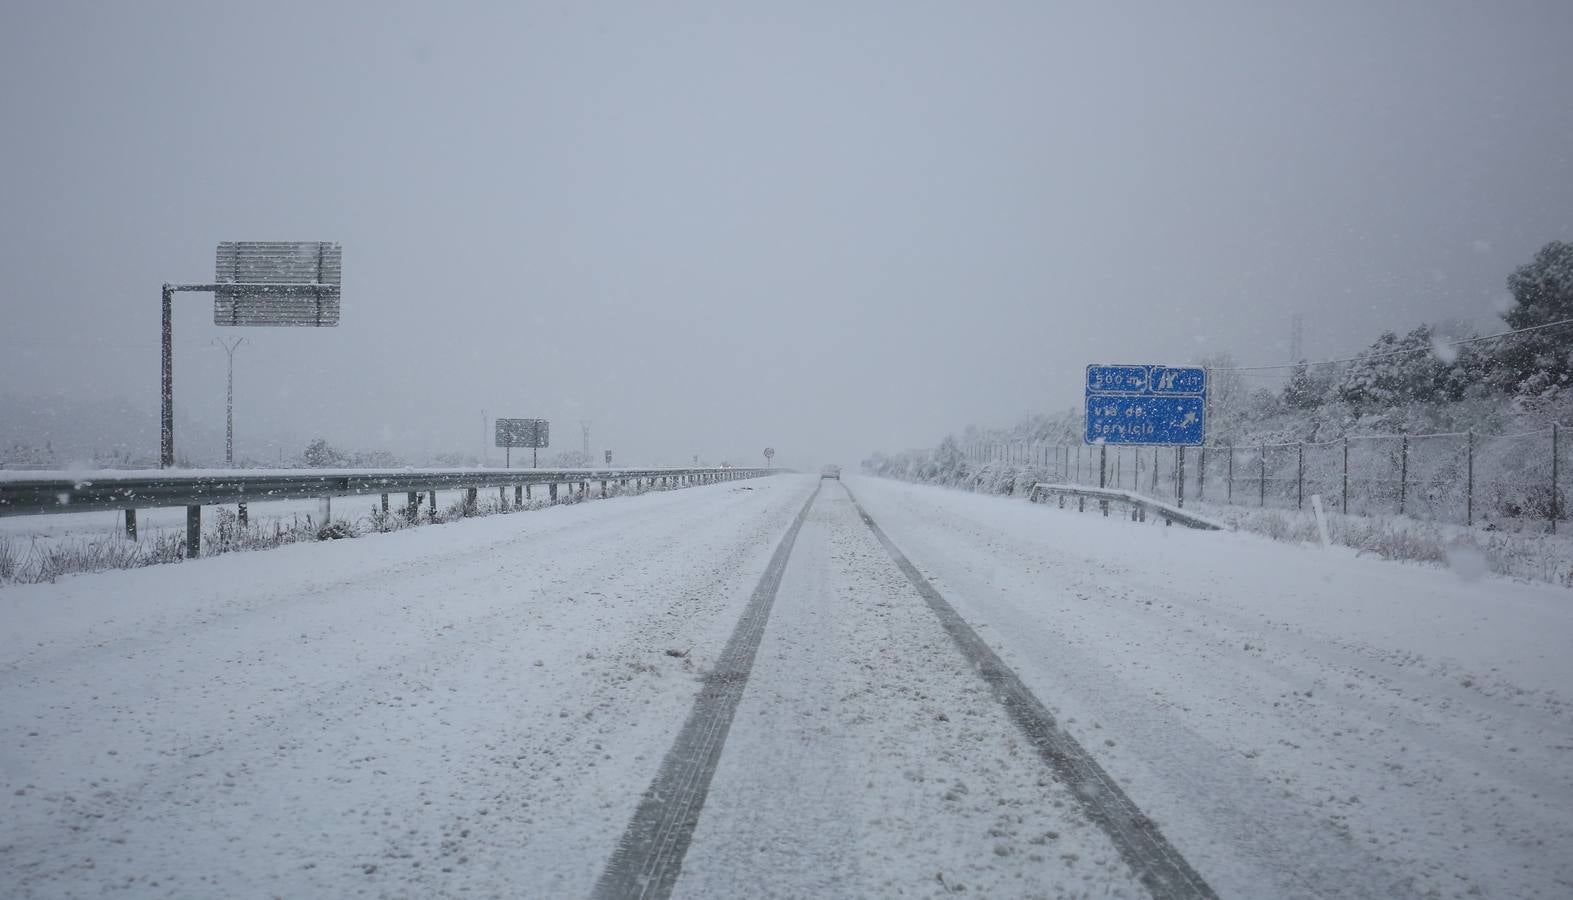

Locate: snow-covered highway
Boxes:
[2,474,1569,898]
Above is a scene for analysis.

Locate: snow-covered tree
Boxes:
[302,438,347,468]
[1494,240,1573,399]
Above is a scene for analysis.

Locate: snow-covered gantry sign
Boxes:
[213,241,342,326]
[1085,364,1206,446]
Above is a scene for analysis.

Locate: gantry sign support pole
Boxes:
[161,286,175,468]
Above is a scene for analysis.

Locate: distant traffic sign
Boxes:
[495,418,550,449]
[1085,365,1206,446]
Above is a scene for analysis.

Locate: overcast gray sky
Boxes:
[3,1,1570,467]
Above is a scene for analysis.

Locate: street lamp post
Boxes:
[213,337,246,466]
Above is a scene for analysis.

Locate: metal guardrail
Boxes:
[1027,483,1223,531]
[0,466,779,556]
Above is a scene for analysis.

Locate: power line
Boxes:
[1211,317,1573,373]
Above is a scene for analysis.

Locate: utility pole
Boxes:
[212,337,245,466]
[580,420,592,464]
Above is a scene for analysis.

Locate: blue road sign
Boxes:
[1086,364,1206,446]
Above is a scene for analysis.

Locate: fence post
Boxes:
[1553,423,1560,534]
[1226,444,1234,504]
[1099,444,1108,516]
[406,491,419,521]
[1342,437,1350,514]
[1197,445,1206,501]
[381,493,390,515]
[1466,430,1474,526]
[1177,446,1186,508]
[1399,433,1409,516]
[1297,442,1304,510]
[1259,443,1267,507]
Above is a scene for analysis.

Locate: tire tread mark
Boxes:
[841,482,1218,900]
[591,484,821,900]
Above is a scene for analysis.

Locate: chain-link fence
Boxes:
[964,425,1567,531]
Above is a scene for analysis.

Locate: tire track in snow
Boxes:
[840,481,1219,900]
[591,483,821,900]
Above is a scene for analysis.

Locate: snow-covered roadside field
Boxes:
[849,475,1573,899]
[0,475,811,897]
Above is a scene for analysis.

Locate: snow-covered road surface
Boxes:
[2,474,1569,898]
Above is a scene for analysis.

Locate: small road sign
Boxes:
[764,447,775,459]
[1085,365,1206,446]
[605,450,613,465]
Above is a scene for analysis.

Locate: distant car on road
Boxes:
[820,464,841,480]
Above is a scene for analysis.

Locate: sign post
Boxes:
[495,418,550,467]
[1086,364,1207,506]
[160,242,342,468]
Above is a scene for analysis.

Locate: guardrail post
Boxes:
[465,487,477,514]
[600,479,608,498]
[124,509,137,540]
[499,486,507,509]
[549,483,558,502]
[381,493,390,515]
[1466,431,1474,526]
[1297,442,1304,510]
[238,501,248,526]
[407,491,419,521]
[429,491,437,518]
[186,505,201,558]
[580,480,588,498]
[515,485,524,507]
[1177,447,1186,508]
